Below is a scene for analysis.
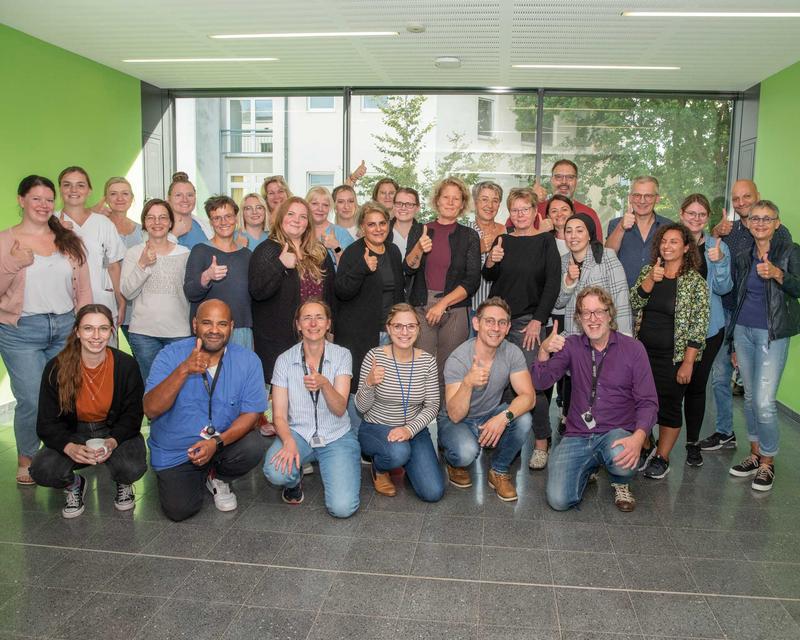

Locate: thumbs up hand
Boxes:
[714,209,733,237]
[565,254,581,286]
[707,237,723,263]
[202,254,228,286]
[489,235,505,264]
[278,243,297,269]
[465,355,490,388]
[540,319,566,355]
[10,240,34,267]
[138,240,157,268]
[622,203,636,230]
[651,257,665,282]
[417,224,433,254]
[351,160,367,181]
[364,245,378,272]
[756,253,782,281]
[532,177,548,202]
[184,338,210,374]
[366,360,385,387]
[322,227,340,251]
[303,364,326,392]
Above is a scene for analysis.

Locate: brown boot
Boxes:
[371,466,396,497]
[487,469,517,502]
[446,464,472,488]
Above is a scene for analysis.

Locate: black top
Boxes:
[334,238,406,390]
[404,222,481,308]
[37,348,144,452]
[249,239,336,381]
[482,233,562,321]
[638,277,678,354]
[697,240,709,280]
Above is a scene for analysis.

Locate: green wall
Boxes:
[754,59,800,412]
[0,25,142,407]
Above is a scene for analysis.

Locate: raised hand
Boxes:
[184,338,210,375]
[540,319,566,354]
[651,257,665,282]
[303,364,327,393]
[366,361,385,387]
[621,203,635,230]
[538,217,555,233]
[714,209,733,237]
[565,255,580,285]
[138,240,157,268]
[278,243,297,269]
[322,228,340,251]
[532,176,548,202]
[352,160,367,181]
[364,246,378,272]
[203,255,228,283]
[418,224,433,254]
[10,240,34,267]
[489,235,505,263]
[707,237,723,263]
[756,253,781,281]
[465,355,490,388]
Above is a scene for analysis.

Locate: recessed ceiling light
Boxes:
[512,64,679,70]
[406,23,426,33]
[435,56,461,69]
[123,57,278,63]
[623,11,800,18]
[210,31,398,39]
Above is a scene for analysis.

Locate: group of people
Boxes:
[0,160,796,523]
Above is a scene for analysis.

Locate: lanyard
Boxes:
[391,345,414,425]
[301,345,325,437]
[588,347,607,410]
[201,351,224,423]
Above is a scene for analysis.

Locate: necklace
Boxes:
[81,353,109,401]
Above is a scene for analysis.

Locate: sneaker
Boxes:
[487,469,518,502]
[587,472,599,483]
[698,432,737,451]
[282,482,304,504]
[643,454,670,479]
[446,464,472,488]
[638,445,656,472]
[360,454,372,466]
[205,472,238,512]
[611,483,636,512]
[529,448,549,470]
[371,464,396,497]
[302,463,314,476]
[730,454,760,478]
[685,443,703,467]
[62,475,86,519]
[751,464,775,492]
[114,483,135,511]
[732,382,744,396]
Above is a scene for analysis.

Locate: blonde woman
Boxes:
[236,192,269,250]
[167,172,213,248]
[261,175,292,219]
[307,186,354,266]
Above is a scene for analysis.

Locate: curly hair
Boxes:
[270,197,328,283]
[650,223,701,276]
[574,286,618,332]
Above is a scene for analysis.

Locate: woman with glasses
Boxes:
[727,200,800,491]
[483,186,561,470]
[356,304,443,501]
[630,223,709,480]
[121,199,191,382]
[236,193,269,250]
[307,186,354,267]
[389,187,422,259]
[372,178,399,214]
[469,181,506,314]
[677,194,733,467]
[184,196,253,349]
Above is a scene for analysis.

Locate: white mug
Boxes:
[85,438,109,458]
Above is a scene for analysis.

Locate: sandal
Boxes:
[16,466,35,486]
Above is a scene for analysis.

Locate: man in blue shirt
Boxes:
[605,176,672,287]
[144,299,266,521]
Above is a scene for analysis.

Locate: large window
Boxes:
[477,98,495,139]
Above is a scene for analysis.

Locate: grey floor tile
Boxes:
[82,516,167,553]
[419,514,483,545]
[341,538,416,574]
[481,546,551,584]
[273,533,352,570]
[401,577,479,624]
[0,586,92,636]
[139,523,231,558]
[133,598,239,640]
[629,592,724,638]
[290,506,364,536]
[172,561,265,603]
[0,585,20,609]
[37,549,133,591]
[322,572,407,617]
[0,544,68,585]
[600,497,664,526]
[606,525,679,556]
[561,633,643,640]
[705,595,800,640]
[307,612,397,640]
[735,531,800,562]
[478,583,557,629]
[396,618,478,639]
[687,558,772,596]
[205,527,285,564]
[541,496,605,523]
[545,521,612,552]
[411,542,481,579]
[555,587,640,634]
[666,527,744,559]
[366,488,431,514]
[483,517,546,549]
[246,567,334,610]
[225,501,299,533]
[223,606,314,640]
[549,550,624,588]
[50,593,165,640]
[0,510,54,544]
[432,486,486,517]
[478,626,560,640]
[754,561,800,598]
[354,509,425,541]
[618,553,697,592]
[23,513,105,548]
[102,556,199,597]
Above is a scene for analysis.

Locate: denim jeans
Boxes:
[437,403,533,474]
[546,428,636,511]
[733,325,789,457]
[710,309,734,436]
[0,312,75,457]
[230,327,254,350]
[358,422,445,502]
[506,316,551,441]
[263,429,361,518]
[127,333,189,384]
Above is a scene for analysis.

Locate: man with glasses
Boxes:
[534,160,603,240]
[606,176,672,287]
[533,286,657,513]
[438,297,535,501]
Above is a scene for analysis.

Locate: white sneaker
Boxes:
[529,448,549,470]
[302,463,314,476]
[205,474,238,512]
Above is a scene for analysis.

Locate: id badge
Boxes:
[310,435,326,448]
[581,411,596,430]
[200,425,216,440]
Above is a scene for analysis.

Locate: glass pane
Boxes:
[230,175,244,183]
[308,96,335,110]
[362,95,389,110]
[229,99,250,129]
[478,98,494,137]
[308,173,335,189]
[255,99,273,127]
[230,187,244,202]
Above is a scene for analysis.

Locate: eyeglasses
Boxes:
[210,213,236,223]
[394,201,418,209]
[243,205,266,213]
[479,317,510,328]
[682,211,708,219]
[631,193,657,202]
[79,324,113,335]
[552,173,577,182]
[510,206,532,215]
[300,314,327,323]
[749,216,778,225]
[144,215,170,223]
[389,322,419,333]
[579,309,609,320]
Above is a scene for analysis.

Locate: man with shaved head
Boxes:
[144,299,266,521]
[699,180,793,453]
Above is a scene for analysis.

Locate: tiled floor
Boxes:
[1,400,799,639]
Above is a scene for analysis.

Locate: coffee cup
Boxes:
[85,438,108,458]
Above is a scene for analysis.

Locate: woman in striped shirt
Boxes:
[355,304,444,502]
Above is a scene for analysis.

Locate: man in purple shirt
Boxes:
[533,286,658,512]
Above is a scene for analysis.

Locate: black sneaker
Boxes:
[729,454,760,477]
[685,443,703,467]
[698,432,737,451]
[62,475,86,519]
[114,483,135,511]
[751,464,775,492]
[638,445,656,472]
[643,454,670,479]
[282,482,304,505]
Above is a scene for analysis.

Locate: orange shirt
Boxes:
[76,349,115,422]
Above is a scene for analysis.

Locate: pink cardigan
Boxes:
[0,228,92,326]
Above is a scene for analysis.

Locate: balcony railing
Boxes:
[221,129,273,155]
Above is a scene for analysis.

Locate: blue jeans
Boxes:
[127,333,188,384]
[436,403,532,474]
[0,312,75,457]
[546,428,635,511]
[358,422,445,502]
[263,429,361,518]
[231,327,254,350]
[733,325,789,457]
[710,309,734,436]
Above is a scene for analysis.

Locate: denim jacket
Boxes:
[701,232,733,337]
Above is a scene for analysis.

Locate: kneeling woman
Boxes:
[30,304,146,518]
[355,304,444,501]
[263,299,360,517]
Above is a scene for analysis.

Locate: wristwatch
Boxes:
[211,434,224,451]
[504,410,515,425]
[334,246,342,254]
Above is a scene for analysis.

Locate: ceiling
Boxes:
[3,0,800,92]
